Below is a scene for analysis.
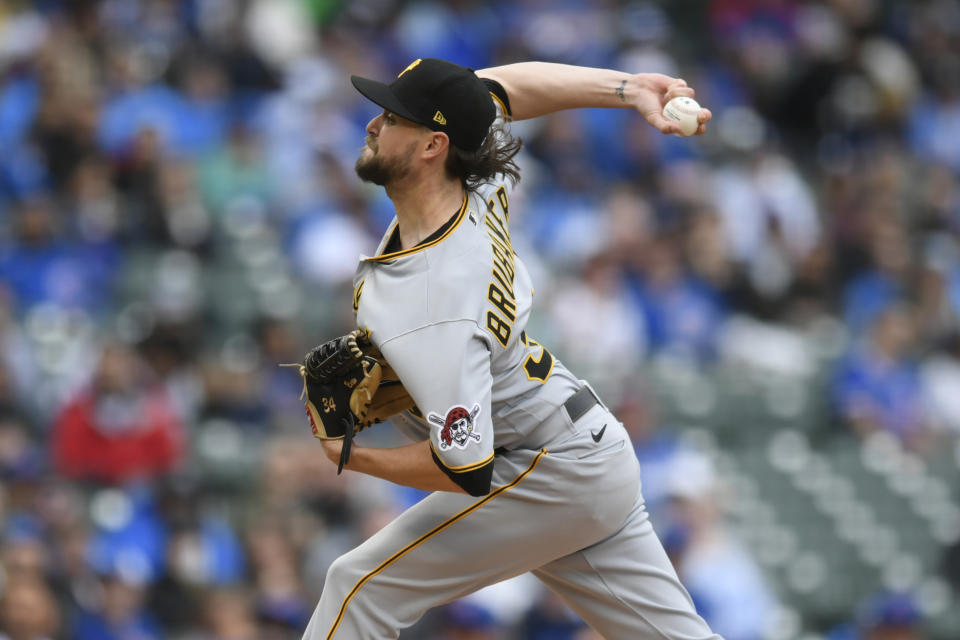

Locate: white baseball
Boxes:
[662,96,701,137]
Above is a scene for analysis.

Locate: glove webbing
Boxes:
[306,337,365,383]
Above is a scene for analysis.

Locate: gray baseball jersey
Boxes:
[303,85,722,640]
[353,180,582,494]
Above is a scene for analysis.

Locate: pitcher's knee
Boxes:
[320,552,414,638]
[322,551,392,619]
[323,552,366,601]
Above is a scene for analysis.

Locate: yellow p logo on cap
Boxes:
[433,111,447,125]
[398,59,422,78]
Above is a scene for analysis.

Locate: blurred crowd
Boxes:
[1,0,959,638]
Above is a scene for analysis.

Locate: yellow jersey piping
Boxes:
[325,449,548,639]
[352,280,364,312]
[489,91,511,121]
[364,194,468,263]
[430,445,495,472]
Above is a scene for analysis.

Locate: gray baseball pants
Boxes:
[302,404,722,639]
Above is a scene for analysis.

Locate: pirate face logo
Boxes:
[428,404,482,451]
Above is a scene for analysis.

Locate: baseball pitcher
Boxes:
[296,58,721,639]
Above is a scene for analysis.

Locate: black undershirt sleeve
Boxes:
[431,449,494,497]
[482,78,512,119]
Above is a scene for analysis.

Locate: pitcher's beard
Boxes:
[355,144,415,186]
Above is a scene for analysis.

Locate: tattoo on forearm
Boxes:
[615,80,626,102]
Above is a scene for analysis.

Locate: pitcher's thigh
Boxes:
[533,500,722,640]
[305,451,617,639]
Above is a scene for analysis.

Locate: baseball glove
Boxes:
[294,330,414,473]
[359,342,416,427]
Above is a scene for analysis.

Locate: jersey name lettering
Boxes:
[484,188,516,347]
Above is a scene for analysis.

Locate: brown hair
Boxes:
[444,122,522,191]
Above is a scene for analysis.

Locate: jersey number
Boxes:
[522,333,554,383]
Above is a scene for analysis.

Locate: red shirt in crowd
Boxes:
[52,386,185,484]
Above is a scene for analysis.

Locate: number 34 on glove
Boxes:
[288,330,413,474]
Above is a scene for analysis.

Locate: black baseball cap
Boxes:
[351,58,495,152]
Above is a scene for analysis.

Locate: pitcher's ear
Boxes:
[422,131,450,160]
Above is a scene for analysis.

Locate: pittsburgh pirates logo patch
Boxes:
[428,404,481,451]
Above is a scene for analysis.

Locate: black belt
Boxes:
[494,386,602,456]
[563,385,602,423]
